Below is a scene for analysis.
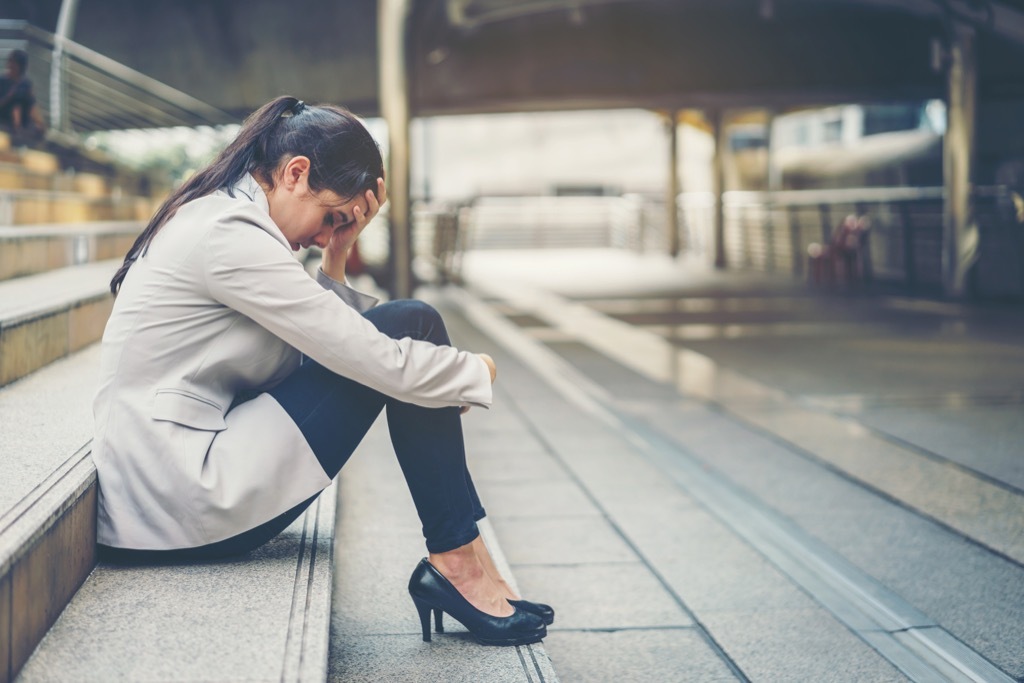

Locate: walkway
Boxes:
[331,248,1024,682]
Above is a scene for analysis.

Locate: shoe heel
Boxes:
[412,597,432,642]
[433,608,444,634]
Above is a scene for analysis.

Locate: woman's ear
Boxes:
[280,156,312,191]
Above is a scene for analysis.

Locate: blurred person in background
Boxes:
[0,49,45,144]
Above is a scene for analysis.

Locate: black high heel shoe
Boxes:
[508,599,555,626]
[408,559,547,646]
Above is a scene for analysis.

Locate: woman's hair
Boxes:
[110,95,384,293]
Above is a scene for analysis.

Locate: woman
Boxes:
[96,96,552,646]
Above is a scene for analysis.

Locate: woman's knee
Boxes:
[365,299,451,345]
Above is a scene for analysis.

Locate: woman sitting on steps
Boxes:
[95,95,553,646]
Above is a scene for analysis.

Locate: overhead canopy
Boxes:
[3,0,1024,122]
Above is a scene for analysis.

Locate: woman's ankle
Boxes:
[428,544,514,617]
[429,543,482,583]
[470,535,522,600]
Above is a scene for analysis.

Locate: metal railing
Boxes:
[0,20,234,133]
[680,186,1024,296]
[458,195,650,250]
[404,186,1023,297]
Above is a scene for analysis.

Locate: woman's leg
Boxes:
[363,301,513,616]
[239,301,487,556]
[459,472,522,600]
[278,299,511,615]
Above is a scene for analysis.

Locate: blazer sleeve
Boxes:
[200,213,492,409]
[315,267,379,312]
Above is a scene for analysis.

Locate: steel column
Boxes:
[666,110,680,257]
[764,109,779,271]
[942,23,979,298]
[711,110,727,269]
[49,0,80,133]
[378,0,414,299]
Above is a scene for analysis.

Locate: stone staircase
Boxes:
[0,130,557,682]
[0,126,349,682]
[0,130,151,683]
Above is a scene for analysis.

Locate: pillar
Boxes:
[711,110,727,269]
[378,0,414,299]
[764,109,779,271]
[666,110,680,257]
[942,23,979,298]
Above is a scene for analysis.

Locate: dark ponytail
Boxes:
[110,96,384,294]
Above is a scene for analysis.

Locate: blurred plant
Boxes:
[85,124,241,185]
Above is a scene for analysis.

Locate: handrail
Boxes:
[673,185,1007,207]
[724,186,945,205]
[0,19,234,132]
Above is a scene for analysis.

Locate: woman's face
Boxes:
[267,157,369,252]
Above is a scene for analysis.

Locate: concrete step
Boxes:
[0,345,102,683]
[0,260,117,387]
[328,416,558,682]
[12,150,59,176]
[0,344,338,683]
[14,482,337,683]
[0,163,112,197]
[0,189,156,226]
[0,222,141,281]
[0,164,58,192]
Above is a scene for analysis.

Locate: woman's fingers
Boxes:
[462,351,495,415]
[327,178,387,258]
[352,178,386,229]
[478,353,497,383]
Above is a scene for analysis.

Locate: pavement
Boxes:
[328,248,1023,681]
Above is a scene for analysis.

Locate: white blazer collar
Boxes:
[224,173,295,251]
[228,173,271,215]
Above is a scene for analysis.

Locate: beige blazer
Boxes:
[93,175,492,549]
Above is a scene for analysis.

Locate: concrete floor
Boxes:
[327,249,1022,681]
[449,249,1024,681]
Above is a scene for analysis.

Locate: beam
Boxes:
[837,0,1024,46]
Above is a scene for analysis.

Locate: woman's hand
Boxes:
[461,353,496,414]
[322,178,387,281]
[478,353,497,383]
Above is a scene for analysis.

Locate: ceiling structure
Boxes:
[2,0,1024,123]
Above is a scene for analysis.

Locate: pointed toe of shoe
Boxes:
[508,598,555,626]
